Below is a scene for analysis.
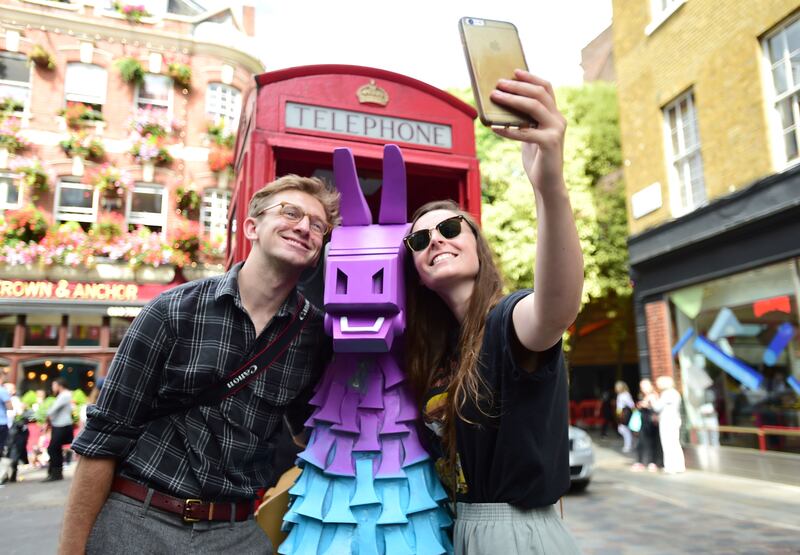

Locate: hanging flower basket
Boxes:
[60,102,104,130]
[9,157,52,198]
[115,57,145,85]
[83,163,134,196]
[208,145,234,173]
[207,119,236,148]
[167,63,192,88]
[0,118,29,154]
[60,132,105,161]
[2,204,49,244]
[131,134,173,166]
[29,44,55,70]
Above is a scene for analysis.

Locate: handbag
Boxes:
[628,409,643,433]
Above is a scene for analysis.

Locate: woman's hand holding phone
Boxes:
[491,70,567,194]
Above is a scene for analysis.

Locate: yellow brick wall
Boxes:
[613,0,800,235]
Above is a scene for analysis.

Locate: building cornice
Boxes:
[0,4,264,73]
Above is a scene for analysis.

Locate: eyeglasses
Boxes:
[256,202,332,236]
[403,215,466,252]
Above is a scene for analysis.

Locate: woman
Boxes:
[632,378,662,472]
[615,381,635,453]
[404,70,584,554]
[653,376,685,474]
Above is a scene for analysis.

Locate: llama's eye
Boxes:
[372,269,384,294]
[336,269,348,295]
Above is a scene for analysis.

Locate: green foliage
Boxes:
[207,120,236,148]
[21,390,37,407]
[448,82,630,308]
[167,63,192,88]
[29,44,55,70]
[115,57,145,85]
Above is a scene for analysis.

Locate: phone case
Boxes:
[459,17,532,128]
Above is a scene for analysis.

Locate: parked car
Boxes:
[569,426,594,491]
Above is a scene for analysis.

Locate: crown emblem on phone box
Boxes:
[357,80,389,106]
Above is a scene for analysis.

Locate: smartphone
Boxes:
[459,17,534,128]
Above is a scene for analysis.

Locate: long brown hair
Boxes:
[405,200,504,453]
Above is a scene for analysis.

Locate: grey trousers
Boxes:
[86,492,272,554]
[454,502,582,555]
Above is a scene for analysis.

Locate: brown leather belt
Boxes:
[111,476,253,523]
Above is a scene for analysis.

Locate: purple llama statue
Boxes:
[279,145,453,554]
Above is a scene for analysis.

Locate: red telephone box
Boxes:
[228,65,479,304]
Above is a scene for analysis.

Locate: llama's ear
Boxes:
[333,147,371,226]
[378,144,407,224]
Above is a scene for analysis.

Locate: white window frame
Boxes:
[54,177,99,223]
[0,51,31,113]
[135,73,173,116]
[663,90,706,217]
[762,15,800,169]
[205,83,241,131]
[126,183,167,229]
[0,173,22,211]
[200,188,231,237]
[645,0,687,36]
[64,63,108,108]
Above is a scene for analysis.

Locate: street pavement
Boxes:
[1,439,799,554]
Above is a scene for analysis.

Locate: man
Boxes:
[45,377,74,482]
[60,175,340,554]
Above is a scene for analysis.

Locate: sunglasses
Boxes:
[403,215,466,252]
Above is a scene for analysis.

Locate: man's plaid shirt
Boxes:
[71,263,331,501]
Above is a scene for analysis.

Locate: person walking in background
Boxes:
[653,376,685,474]
[0,380,12,453]
[44,377,73,482]
[598,388,615,437]
[632,378,662,472]
[615,381,635,453]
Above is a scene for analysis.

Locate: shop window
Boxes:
[764,16,800,166]
[201,188,231,237]
[64,63,107,115]
[24,314,62,347]
[67,314,102,347]
[0,51,30,111]
[109,316,133,348]
[0,314,16,348]
[669,259,800,453]
[136,73,172,116]
[20,358,98,396]
[206,83,241,131]
[663,90,706,217]
[126,183,166,231]
[0,174,21,211]
[55,177,98,224]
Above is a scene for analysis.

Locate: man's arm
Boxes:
[58,456,116,555]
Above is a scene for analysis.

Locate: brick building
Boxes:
[0,0,262,395]
[613,0,800,481]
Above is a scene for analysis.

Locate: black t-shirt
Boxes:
[422,289,570,509]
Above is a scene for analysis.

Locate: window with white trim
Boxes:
[663,90,706,216]
[136,73,172,116]
[64,63,107,113]
[127,183,166,230]
[55,177,98,223]
[206,83,241,131]
[764,16,800,165]
[0,174,21,211]
[0,51,30,112]
[200,188,231,237]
